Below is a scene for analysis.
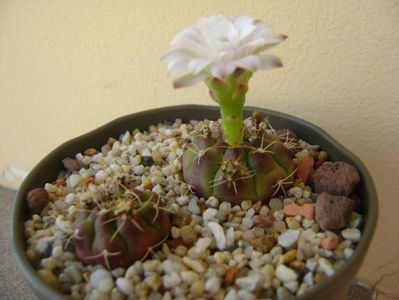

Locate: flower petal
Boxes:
[233,55,261,71]
[172,73,206,88]
[258,55,283,69]
[188,58,211,74]
[210,63,237,79]
[167,59,190,76]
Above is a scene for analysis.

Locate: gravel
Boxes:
[21,118,364,299]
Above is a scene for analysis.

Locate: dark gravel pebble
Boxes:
[27,188,50,213]
[315,192,357,230]
[142,156,154,167]
[313,161,360,196]
[62,157,84,172]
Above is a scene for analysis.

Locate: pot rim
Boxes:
[10,104,378,299]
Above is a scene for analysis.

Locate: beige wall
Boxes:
[1,0,398,291]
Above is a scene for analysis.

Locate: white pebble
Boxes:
[303,272,314,286]
[91,269,113,293]
[284,280,299,293]
[64,193,75,204]
[305,258,318,272]
[276,265,298,283]
[65,265,82,283]
[182,257,205,273]
[207,222,226,250]
[226,227,235,248]
[205,196,219,208]
[66,174,81,188]
[269,198,283,210]
[205,276,221,294]
[318,257,335,277]
[344,247,354,259]
[203,208,218,223]
[95,170,107,182]
[237,289,256,300]
[288,187,303,198]
[235,274,260,292]
[163,271,181,288]
[176,195,189,206]
[181,271,199,284]
[141,148,152,157]
[341,228,361,242]
[188,197,200,215]
[224,288,239,300]
[278,229,300,248]
[132,165,144,175]
[116,277,134,295]
[241,200,252,211]
[195,237,212,253]
[51,245,63,258]
[44,183,58,193]
[217,202,231,221]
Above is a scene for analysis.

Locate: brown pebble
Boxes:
[27,188,49,213]
[250,232,277,252]
[223,266,238,285]
[315,193,357,231]
[314,272,327,284]
[62,157,84,172]
[84,148,97,156]
[290,260,305,270]
[253,215,274,228]
[313,161,360,196]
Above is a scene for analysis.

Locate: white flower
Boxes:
[162,14,286,88]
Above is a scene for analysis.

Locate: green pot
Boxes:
[10,105,378,300]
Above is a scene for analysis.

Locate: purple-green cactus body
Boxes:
[182,114,296,204]
[72,189,171,269]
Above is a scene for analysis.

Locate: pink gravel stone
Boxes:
[283,203,315,219]
[321,236,340,250]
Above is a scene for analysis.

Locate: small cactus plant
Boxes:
[181,112,296,204]
[72,188,171,269]
[163,15,295,204]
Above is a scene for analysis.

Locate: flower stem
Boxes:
[219,101,244,147]
[205,69,252,147]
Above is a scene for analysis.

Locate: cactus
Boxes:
[181,112,296,204]
[71,188,171,269]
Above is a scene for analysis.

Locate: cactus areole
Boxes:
[163,15,295,202]
[72,189,171,269]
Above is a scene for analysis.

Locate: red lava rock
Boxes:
[296,155,315,183]
[314,161,360,196]
[27,188,50,213]
[62,157,84,172]
[283,203,315,219]
[253,215,274,228]
[315,192,357,231]
[321,236,340,250]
